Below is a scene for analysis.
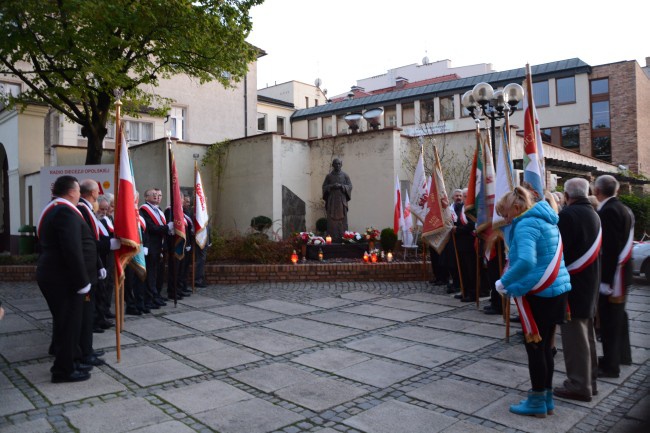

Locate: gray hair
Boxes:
[453,189,463,195]
[79,179,99,195]
[594,175,619,198]
[564,178,589,199]
[97,195,110,205]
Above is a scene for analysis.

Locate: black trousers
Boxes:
[598,295,631,374]
[125,266,145,310]
[80,287,97,357]
[144,249,163,304]
[39,283,84,375]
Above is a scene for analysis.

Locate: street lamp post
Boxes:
[461,82,525,160]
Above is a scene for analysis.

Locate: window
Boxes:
[276,116,285,135]
[126,120,153,142]
[315,99,319,106]
[561,126,580,149]
[402,102,415,125]
[540,128,552,143]
[384,106,397,127]
[591,78,608,95]
[170,106,186,140]
[420,100,434,122]
[591,101,610,129]
[592,136,611,161]
[322,117,333,136]
[0,81,21,109]
[257,113,267,131]
[105,120,115,139]
[308,119,318,138]
[533,81,549,107]
[439,96,454,121]
[556,77,576,104]
[305,96,309,108]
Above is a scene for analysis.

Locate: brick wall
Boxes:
[0,263,432,284]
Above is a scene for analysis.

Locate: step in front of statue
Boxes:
[306,243,368,260]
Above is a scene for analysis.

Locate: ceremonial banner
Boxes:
[410,146,428,222]
[169,150,186,259]
[113,133,140,283]
[422,146,453,254]
[492,124,516,229]
[465,128,483,222]
[394,174,402,235]
[194,164,210,249]
[523,64,545,198]
[402,190,414,246]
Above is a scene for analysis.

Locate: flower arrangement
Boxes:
[364,226,380,242]
[342,231,363,243]
[293,232,326,245]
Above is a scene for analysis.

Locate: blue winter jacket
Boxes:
[501,200,571,298]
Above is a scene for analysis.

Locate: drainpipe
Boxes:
[244,72,248,137]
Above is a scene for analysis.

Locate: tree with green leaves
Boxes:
[0,0,263,164]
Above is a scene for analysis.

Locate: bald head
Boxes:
[79,179,100,202]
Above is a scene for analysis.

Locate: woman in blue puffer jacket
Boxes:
[495,186,571,418]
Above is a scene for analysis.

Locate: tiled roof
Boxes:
[291,58,591,121]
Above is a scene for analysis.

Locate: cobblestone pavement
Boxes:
[1,279,648,433]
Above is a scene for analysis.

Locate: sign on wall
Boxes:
[39,165,114,211]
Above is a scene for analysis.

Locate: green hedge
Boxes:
[619,194,650,240]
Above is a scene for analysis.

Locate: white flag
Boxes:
[194,166,210,249]
[402,190,414,246]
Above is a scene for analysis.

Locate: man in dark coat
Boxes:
[37,176,94,383]
[140,188,170,309]
[454,188,478,302]
[594,174,634,378]
[554,178,602,401]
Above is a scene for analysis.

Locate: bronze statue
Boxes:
[322,158,352,242]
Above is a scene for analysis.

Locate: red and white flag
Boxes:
[113,133,140,282]
[394,174,402,235]
[170,150,186,260]
[403,190,414,246]
[422,146,453,254]
[194,165,210,249]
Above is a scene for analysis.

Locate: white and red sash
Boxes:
[137,214,146,231]
[37,198,84,238]
[459,205,468,225]
[566,226,602,275]
[514,235,564,343]
[101,216,114,234]
[140,203,166,226]
[611,225,634,300]
[78,199,104,240]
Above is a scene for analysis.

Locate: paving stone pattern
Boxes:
[0,280,648,433]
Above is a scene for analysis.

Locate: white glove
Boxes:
[495,279,508,295]
[167,222,174,235]
[185,246,191,252]
[143,246,149,256]
[110,238,121,250]
[77,283,91,294]
[98,268,107,280]
[599,283,614,296]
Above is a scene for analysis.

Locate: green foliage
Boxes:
[206,230,293,264]
[315,218,328,234]
[0,0,264,164]
[0,254,38,265]
[619,194,650,239]
[250,215,272,232]
[380,227,398,252]
[203,138,231,180]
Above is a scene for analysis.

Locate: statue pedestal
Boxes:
[306,243,368,260]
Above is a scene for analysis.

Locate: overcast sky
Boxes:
[248,0,645,96]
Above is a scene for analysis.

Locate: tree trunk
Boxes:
[85,131,104,165]
[84,91,112,165]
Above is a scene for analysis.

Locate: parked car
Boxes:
[632,241,650,283]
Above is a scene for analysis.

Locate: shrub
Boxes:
[619,194,650,240]
[206,229,293,264]
[0,253,38,265]
[250,215,272,232]
[315,217,328,235]
[380,227,397,252]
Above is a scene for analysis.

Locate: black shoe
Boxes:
[93,327,105,334]
[105,312,116,319]
[156,298,169,306]
[195,282,207,288]
[93,349,105,357]
[140,307,151,314]
[181,290,192,296]
[81,355,106,366]
[484,306,501,315]
[446,286,458,294]
[99,320,114,329]
[125,307,142,316]
[74,362,94,373]
[460,297,476,303]
[510,315,520,323]
[597,367,619,378]
[149,304,160,310]
[553,386,592,402]
[454,294,463,299]
[51,370,90,384]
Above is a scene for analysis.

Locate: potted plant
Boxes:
[380,227,397,252]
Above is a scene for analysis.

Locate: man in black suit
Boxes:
[453,188,478,302]
[140,188,170,310]
[37,176,94,383]
[164,194,192,300]
[553,178,602,402]
[594,174,634,378]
